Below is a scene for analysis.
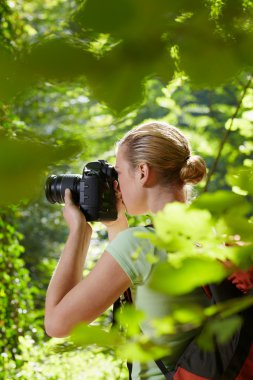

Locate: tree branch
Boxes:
[203,74,253,192]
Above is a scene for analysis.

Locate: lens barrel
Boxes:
[45,174,81,204]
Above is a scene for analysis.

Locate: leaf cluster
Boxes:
[1,0,253,113]
[0,0,253,373]
[0,214,43,375]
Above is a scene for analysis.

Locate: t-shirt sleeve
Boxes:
[106,228,154,285]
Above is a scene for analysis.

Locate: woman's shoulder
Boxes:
[120,225,154,234]
[116,225,154,242]
[107,225,156,255]
[106,226,155,285]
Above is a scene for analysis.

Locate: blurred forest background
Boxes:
[1,0,253,379]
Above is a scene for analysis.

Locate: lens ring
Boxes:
[45,174,81,204]
[45,175,57,203]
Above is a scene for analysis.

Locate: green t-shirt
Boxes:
[106,226,209,380]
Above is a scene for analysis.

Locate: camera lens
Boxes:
[45,174,81,204]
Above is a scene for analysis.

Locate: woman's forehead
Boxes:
[115,146,128,167]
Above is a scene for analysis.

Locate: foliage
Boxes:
[71,315,170,363]
[153,74,253,193]
[0,0,253,377]
[0,133,80,205]
[143,195,253,291]
[68,292,253,361]
[0,214,43,378]
[1,0,253,113]
[6,335,127,380]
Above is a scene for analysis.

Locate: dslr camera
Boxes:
[45,160,118,222]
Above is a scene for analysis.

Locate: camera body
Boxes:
[45,160,118,222]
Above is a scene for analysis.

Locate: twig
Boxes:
[203,74,253,192]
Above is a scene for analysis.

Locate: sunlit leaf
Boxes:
[192,191,248,216]
[154,202,213,247]
[115,304,146,337]
[225,117,253,138]
[226,167,253,196]
[134,230,168,250]
[172,305,205,327]
[119,339,170,362]
[221,212,253,243]
[71,321,169,363]
[224,244,253,270]
[151,316,175,335]
[71,323,122,347]
[145,252,159,264]
[205,294,253,319]
[148,257,227,295]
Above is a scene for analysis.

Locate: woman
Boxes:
[45,121,207,379]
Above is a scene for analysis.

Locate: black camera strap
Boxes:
[112,288,133,380]
[112,286,169,380]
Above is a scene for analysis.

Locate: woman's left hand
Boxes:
[63,189,92,235]
[103,181,127,228]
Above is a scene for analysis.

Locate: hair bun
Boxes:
[180,155,206,185]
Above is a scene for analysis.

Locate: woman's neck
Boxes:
[147,185,187,214]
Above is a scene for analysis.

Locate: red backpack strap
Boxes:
[228,267,253,294]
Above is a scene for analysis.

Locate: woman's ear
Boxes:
[138,163,152,186]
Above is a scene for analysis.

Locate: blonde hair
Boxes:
[118,121,206,186]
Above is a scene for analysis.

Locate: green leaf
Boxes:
[148,257,227,295]
[197,316,242,351]
[134,231,169,250]
[85,41,173,113]
[71,323,122,347]
[0,136,80,204]
[172,305,205,326]
[236,244,253,269]
[192,190,247,216]
[225,117,253,138]
[71,0,175,112]
[0,47,31,101]
[222,212,253,243]
[25,38,95,81]
[70,319,169,363]
[150,316,176,335]
[226,167,253,196]
[119,339,169,363]
[153,202,213,247]
[73,0,170,39]
[115,304,146,337]
[174,11,242,86]
[205,295,253,319]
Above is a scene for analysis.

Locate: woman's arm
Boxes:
[44,188,131,338]
[45,251,131,338]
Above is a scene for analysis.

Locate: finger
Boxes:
[114,184,122,199]
[64,189,74,205]
[114,180,120,191]
[116,191,123,200]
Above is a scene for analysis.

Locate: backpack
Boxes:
[113,278,253,380]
